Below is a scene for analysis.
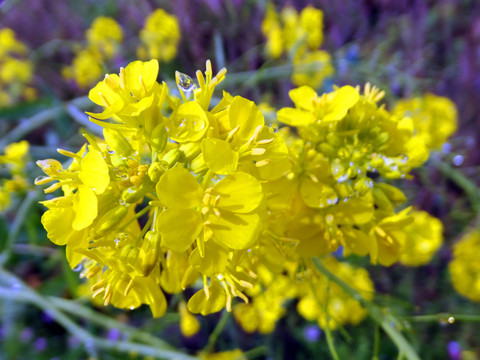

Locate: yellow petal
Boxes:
[189,241,228,276]
[201,138,239,175]
[289,86,317,111]
[165,101,209,142]
[299,178,338,208]
[157,209,203,252]
[157,167,203,209]
[209,211,262,250]
[277,107,313,127]
[125,59,159,97]
[213,172,263,213]
[187,283,226,315]
[79,149,110,194]
[228,96,264,145]
[72,185,98,231]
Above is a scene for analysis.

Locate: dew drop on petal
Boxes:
[176,72,196,93]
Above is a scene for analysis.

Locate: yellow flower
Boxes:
[449,230,480,302]
[179,302,200,337]
[291,49,333,88]
[201,349,246,360]
[138,9,180,62]
[86,17,123,59]
[156,166,264,252]
[399,210,443,266]
[297,257,374,330]
[393,93,457,150]
[62,49,103,88]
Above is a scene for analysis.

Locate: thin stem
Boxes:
[404,313,480,323]
[431,159,480,214]
[243,346,268,359]
[201,310,231,355]
[372,323,380,360]
[0,189,41,265]
[0,96,91,152]
[312,257,421,360]
[324,280,341,360]
[0,269,197,360]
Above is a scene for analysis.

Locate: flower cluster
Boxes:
[137,9,180,62]
[0,28,36,106]
[392,93,458,151]
[449,230,480,301]
[62,17,123,88]
[0,141,30,212]
[262,4,333,88]
[36,60,452,332]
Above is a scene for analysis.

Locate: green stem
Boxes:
[0,96,91,152]
[0,268,197,360]
[431,159,480,214]
[201,310,231,355]
[312,257,421,360]
[324,280,341,360]
[243,345,268,359]
[404,313,480,323]
[0,189,41,265]
[372,323,380,360]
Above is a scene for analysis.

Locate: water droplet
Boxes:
[130,306,135,310]
[349,161,354,167]
[34,176,49,183]
[176,72,196,100]
[108,149,115,155]
[119,199,126,206]
[269,123,279,133]
[73,264,83,272]
[452,155,464,166]
[448,316,455,324]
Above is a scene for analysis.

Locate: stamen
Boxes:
[257,138,274,145]
[251,147,266,156]
[226,125,240,142]
[120,67,126,89]
[124,278,134,296]
[203,275,210,299]
[92,287,105,299]
[246,125,263,147]
[98,92,110,107]
[255,159,271,167]
[139,76,147,93]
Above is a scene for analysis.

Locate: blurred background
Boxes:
[0,0,479,359]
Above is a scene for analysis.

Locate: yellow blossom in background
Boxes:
[62,17,123,88]
[179,302,200,337]
[291,50,333,88]
[201,349,246,360]
[138,9,180,62]
[297,258,374,330]
[62,49,104,88]
[86,16,123,59]
[0,141,30,212]
[0,28,35,106]
[449,230,480,302]
[393,93,458,150]
[399,210,443,266]
[262,4,332,88]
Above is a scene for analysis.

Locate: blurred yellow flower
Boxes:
[138,9,180,62]
[393,93,458,150]
[449,230,480,302]
[400,210,443,266]
[86,16,123,59]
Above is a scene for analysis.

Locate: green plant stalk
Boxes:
[0,268,197,360]
[0,189,41,266]
[324,280,341,360]
[312,257,421,360]
[405,313,480,322]
[201,309,231,355]
[0,96,91,152]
